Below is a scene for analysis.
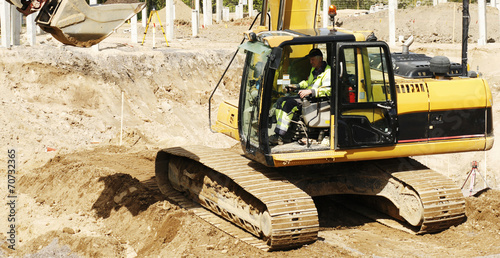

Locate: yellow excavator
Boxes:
[6,0,144,47]
[156,0,494,251]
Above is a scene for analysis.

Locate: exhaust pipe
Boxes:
[401,35,414,55]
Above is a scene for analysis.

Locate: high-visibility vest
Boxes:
[298,64,331,97]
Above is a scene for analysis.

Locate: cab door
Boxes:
[238,42,272,157]
[334,42,398,149]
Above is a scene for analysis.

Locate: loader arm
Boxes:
[6,0,145,47]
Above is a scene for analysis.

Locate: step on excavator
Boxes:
[152,0,493,251]
[6,0,144,47]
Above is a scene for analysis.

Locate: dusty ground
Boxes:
[1,2,500,257]
[340,2,500,44]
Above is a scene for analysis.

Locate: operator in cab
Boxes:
[270,48,331,145]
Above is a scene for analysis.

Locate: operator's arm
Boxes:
[298,80,309,89]
[297,77,313,98]
[298,67,314,89]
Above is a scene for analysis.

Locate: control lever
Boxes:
[285,84,298,93]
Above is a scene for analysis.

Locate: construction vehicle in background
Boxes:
[151,0,494,251]
[5,0,144,47]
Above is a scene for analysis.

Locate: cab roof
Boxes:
[253,28,362,48]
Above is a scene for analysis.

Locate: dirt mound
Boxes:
[465,189,500,231]
[169,0,194,23]
[3,146,256,257]
[0,45,241,169]
[339,3,500,43]
[4,146,346,257]
[2,146,500,257]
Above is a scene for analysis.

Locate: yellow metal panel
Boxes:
[484,79,493,108]
[217,101,238,128]
[272,151,340,166]
[360,48,374,102]
[356,48,368,103]
[213,101,239,141]
[427,78,487,111]
[395,82,429,114]
[371,84,384,100]
[288,44,312,58]
[352,32,366,41]
[486,136,494,150]
[268,0,317,30]
[334,28,366,41]
[330,115,335,147]
[272,137,490,167]
[263,36,295,48]
[213,122,239,141]
[337,137,488,162]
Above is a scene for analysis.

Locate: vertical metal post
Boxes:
[478,0,487,45]
[322,0,329,28]
[11,5,21,46]
[249,0,253,17]
[462,0,470,76]
[216,0,222,22]
[192,9,198,36]
[90,0,99,50]
[1,0,12,47]
[388,0,396,46]
[195,0,200,27]
[484,152,487,188]
[27,12,37,46]
[120,91,124,146]
[260,0,268,27]
[166,0,174,41]
[131,14,138,43]
[237,4,244,19]
[203,0,212,26]
[452,3,456,43]
[142,8,147,27]
[223,7,229,21]
[277,0,286,30]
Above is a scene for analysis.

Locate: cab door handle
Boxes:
[377,103,392,110]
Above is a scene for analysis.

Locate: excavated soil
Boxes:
[1,3,500,257]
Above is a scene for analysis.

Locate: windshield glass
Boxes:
[239,42,271,146]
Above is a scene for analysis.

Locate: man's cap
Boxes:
[307,48,323,58]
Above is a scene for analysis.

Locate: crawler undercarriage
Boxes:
[156,146,466,251]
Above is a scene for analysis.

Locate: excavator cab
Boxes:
[238,35,398,166]
[239,40,334,159]
[334,42,398,149]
